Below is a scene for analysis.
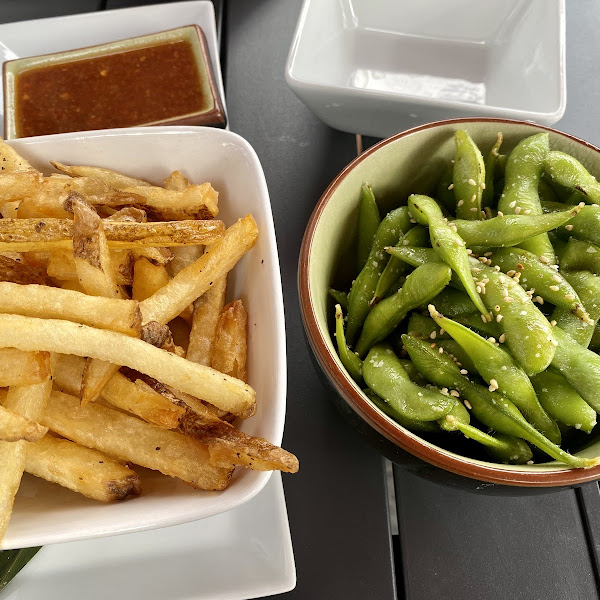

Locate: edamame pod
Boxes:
[356,183,381,272]
[453,204,583,248]
[334,304,362,383]
[543,201,600,246]
[482,132,503,209]
[560,238,600,274]
[364,388,439,433]
[328,288,348,311]
[355,262,452,357]
[545,151,600,204]
[551,270,600,346]
[551,326,600,412]
[372,225,428,305]
[453,130,485,220]
[408,194,486,314]
[435,161,456,213]
[497,133,554,262]
[346,206,411,343]
[530,370,597,434]
[406,313,450,340]
[429,306,561,444]
[363,345,454,421]
[489,247,589,320]
[469,259,556,375]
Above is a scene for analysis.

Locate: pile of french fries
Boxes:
[0,140,298,543]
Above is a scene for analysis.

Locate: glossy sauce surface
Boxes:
[15,40,207,137]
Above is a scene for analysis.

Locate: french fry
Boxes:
[163,170,190,191]
[0,138,35,172]
[0,405,47,442]
[46,250,77,281]
[25,435,142,502]
[42,391,232,490]
[1,201,19,218]
[132,246,173,266]
[167,244,204,277]
[153,383,298,474]
[0,369,52,541]
[0,254,53,285]
[132,258,170,301]
[110,249,134,286]
[51,161,152,189]
[69,193,121,298]
[0,349,50,387]
[105,206,147,222]
[0,282,141,334]
[119,183,218,220]
[53,354,185,429]
[169,317,191,353]
[0,314,256,418]
[187,275,226,365]
[140,215,258,325]
[15,173,146,219]
[211,300,248,381]
[0,217,225,251]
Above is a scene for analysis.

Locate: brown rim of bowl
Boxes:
[298,116,600,487]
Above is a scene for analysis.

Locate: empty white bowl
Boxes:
[3,126,286,549]
[286,0,566,138]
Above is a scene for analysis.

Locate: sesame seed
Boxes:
[457,199,464,207]
[448,183,454,190]
[523,209,531,215]
[471,194,477,203]
[499,333,506,343]
[565,224,574,231]
[502,288,509,297]
[551,338,558,347]
[539,255,550,264]
[468,178,476,186]
[466,248,472,255]
[480,182,486,190]
[481,314,487,323]
[509,200,516,208]
[430,343,437,348]
[430,331,437,339]
[441,387,449,395]
[520,310,527,315]
[488,337,496,344]
[565,293,575,300]
[484,251,492,257]
[470,207,478,212]
[549,285,559,291]
[476,285,482,293]
[535,296,544,304]
[552,274,561,282]
[494,265,501,271]
[506,270,516,276]
[439,346,444,354]
[497,314,503,322]
[460,369,468,375]
[464,400,473,409]
[504,297,514,303]
[497,211,504,217]
[514,206,522,214]
[440,328,445,335]
[409,218,417,224]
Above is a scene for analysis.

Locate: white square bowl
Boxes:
[285,0,566,138]
[2,126,286,550]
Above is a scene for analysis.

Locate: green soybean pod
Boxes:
[551,326,600,412]
[372,225,428,306]
[497,133,554,263]
[363,387,440,433]
[328,288,348,311]
[435,160,456,213]
[363,345,454,421]
[408,194,486,314]
[482,132,503,209]
[429,307,560,444]
[489,247,589,320]
[530,370,597,434]
[453,204,583,248]
[560,238,600,274]
[544,150,600,204]
[453,130,485,220]
[543,201,600,246]
[356,183,381,272]
[355,262,452,357]
[406,313,450,340]
[334,304,362,383]
[346,206,411,343]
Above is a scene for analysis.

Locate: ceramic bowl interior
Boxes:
[3,126,285,549]
[286,0,566,137]
[299,118,600,487]
[3,25,226,139]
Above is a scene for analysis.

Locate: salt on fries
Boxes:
[0,139,298,544]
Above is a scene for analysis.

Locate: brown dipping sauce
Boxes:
[15,40,208,137]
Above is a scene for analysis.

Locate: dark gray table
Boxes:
[3,1,600,598]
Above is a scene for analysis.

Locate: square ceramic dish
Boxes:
[286,0,566,138]
[3,25,226,139]
[2,125,287,550]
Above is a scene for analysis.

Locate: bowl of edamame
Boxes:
[299,117,600,489]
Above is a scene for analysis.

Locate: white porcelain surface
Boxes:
[0,0,226,138]
[4,472,295,600]
[286,0,566,138]
[2,125,287,549]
